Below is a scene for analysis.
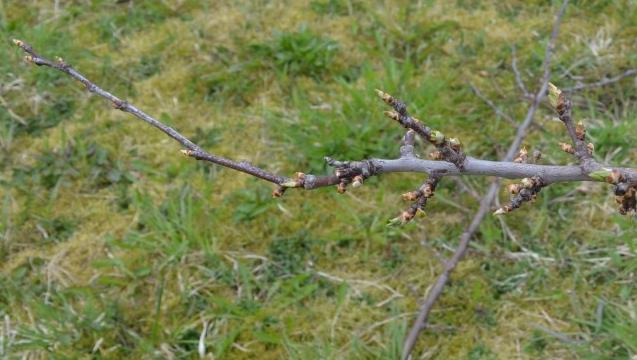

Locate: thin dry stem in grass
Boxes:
[11,3,637,355]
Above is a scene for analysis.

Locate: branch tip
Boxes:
[548,82,562,108]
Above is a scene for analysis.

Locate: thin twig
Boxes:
[564,69,637,92]
[402,1,570,357]
[512,45,530,97]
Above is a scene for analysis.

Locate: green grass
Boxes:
[2,0,637,358]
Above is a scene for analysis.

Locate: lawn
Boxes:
[1,0,637,358]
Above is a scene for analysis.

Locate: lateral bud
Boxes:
[514,147,528,163]
[402,191,421,201]
[507,183,521,195]
[429,130,445,145]
[423,183,435,198]
[400,211,415,223]
[559,142,575,154]
[493,206,511,215]
[448,138,462,152]
[521,178,534,189]
[180,149,194,156]
[607,169,624,184]
[575,121,586,141]
[336,181,347,194]
[587,143,594,155]
[383,110,400,122]
[12,39,24,47]
[351,175,364,188]
[272,187,285,198]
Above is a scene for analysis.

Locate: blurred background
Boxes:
[1,0,637,358]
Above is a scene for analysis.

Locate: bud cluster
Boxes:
[494,176,544,215]
[389,177,440,225]
[324,157,369,195]
[376,89,466,169]
[550,83,595,159]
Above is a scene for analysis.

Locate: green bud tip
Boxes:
[430,130,445,144]
[548,82,561,108]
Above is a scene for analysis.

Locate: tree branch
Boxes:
[10,4,637,356]
[402,0,571,357]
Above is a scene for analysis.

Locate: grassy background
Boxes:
[1,0,637,358]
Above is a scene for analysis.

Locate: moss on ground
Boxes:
[1,0,637,358]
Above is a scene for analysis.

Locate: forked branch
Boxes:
[11,7,637,356]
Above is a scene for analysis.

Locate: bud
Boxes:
[430,130,445,145]
[180,149,194,156]
[587,143,594,155]
[55,56,65,64]
[448,138,462,151]
[24,55,34,63]
[608,170,623,184]
[429,150,443,160]
[352,175,364,188]
[295,172,306,181]
[493,207,508,215]
[576,122,586,141]
[521,178,534,188]
[514,147,528,163]
[402,191,420,201]
[12,39,23,47]
[548,83,561,108]
[423,183,434,198]
[375,89,393,105]
[272,187,284,198]
[532,150,542,163]
[507,183,521,194]
[400,211,415,223]
[559,142,575,154]
[383,110,400,122]
[336,182,347,194]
